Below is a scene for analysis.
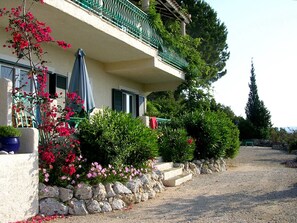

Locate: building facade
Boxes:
[0,0,189,117]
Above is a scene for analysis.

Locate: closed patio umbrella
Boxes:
[68,49,95,114]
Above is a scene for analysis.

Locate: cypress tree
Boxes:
[245,60,272,139]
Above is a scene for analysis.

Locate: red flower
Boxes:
[41,151,55,164]
[56,126,71,137]
[57,40,71,49]
[65,152,76,163]
[62,165,76,176]
[187,138,193,144]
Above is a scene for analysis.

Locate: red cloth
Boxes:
[150,117,158,129]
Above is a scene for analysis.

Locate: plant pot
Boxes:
[0,137,20,153]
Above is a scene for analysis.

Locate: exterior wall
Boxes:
[0,79,39,223]
[0,33,147,115]
[0,78,12,126]
[44,44,147,112]
[0,127,39,223]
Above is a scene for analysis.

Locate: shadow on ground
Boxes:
[141,182,297,222]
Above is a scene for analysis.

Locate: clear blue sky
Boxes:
[205,0,297,128]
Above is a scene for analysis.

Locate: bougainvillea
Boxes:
[0,0,84,186]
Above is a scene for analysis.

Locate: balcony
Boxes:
[70,0,188,70]
[0,0,187,91]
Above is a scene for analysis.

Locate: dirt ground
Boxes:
[53,147,297,223]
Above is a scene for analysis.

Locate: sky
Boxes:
[204,0,297,128]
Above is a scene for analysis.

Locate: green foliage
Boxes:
[158,127,195,163]
[289,140,297,153]
[176,0,230,80]
[237,117,254,140]
[78,108,159,168]
[147,0,231,113]
[270,127,297,153]
[148,1,215,100]
[146,91,185,119]
[0,126,21,137]
[245,61,272,139]
[270,127,290,145]
[176,110,240,159]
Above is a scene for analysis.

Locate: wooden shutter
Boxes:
[112,89,123,112]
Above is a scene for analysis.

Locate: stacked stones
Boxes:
[175,158,227,175]
[39,172,165,216]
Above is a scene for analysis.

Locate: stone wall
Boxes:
[176,158,227,175]
[38,172,165,216]
[38,158,227,217]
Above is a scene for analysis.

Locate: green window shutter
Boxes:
[112,88,123,112]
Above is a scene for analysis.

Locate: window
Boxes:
[49,73,68,106]
[0,64,32,93]
[112,89,145,117]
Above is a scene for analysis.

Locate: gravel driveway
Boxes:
[54,147,297,223]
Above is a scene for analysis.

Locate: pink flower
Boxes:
[87,173,92,178]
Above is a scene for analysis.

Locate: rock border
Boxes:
[39,172,165,216]
[174,157,227,175]
[38,158,227,216]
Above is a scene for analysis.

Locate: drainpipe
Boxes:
[142,0,150,12]
[181,21,186,36]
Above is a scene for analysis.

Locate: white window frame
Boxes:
[0,63,33,93]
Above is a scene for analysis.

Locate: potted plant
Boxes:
[0,126,22,154]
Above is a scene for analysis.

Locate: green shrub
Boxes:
[0,125,21,137]
[78,108,158,168]
[177,110,240,159]
[289,140,297,153]
[158,127,195,163]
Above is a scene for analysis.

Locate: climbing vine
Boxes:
[147,1,214,107]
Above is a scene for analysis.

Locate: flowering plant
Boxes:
[83,160,156,184]
[0,0,85,186]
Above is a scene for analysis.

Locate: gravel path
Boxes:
[53,147,297,223]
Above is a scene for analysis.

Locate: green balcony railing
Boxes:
[158,47,188,70]
[70,0,188,70]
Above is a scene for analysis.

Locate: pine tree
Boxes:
[245,60,272,139]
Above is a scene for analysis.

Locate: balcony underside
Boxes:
[0,0,185,91]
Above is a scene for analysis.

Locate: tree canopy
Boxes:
[245,61,272,139]
[148,0,230,112]
[176,0,230,80]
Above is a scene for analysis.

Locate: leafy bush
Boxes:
[174,110,240,159]
[0,125,21,137]
[289,140,297,153]
[78,109,159,168]
[158,126,195,163]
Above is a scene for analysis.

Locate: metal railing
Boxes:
[70,0,188,70]
[159,48,188,70]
